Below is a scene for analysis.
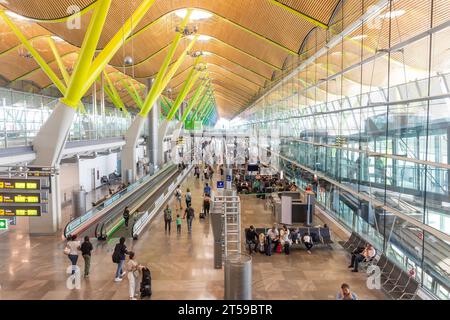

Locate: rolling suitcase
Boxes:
[140,267,152,298]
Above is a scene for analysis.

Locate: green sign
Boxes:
[0,219,7,230]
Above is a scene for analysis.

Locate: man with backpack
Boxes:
[123,206,130,228]
[185,188,192,208]
[183,205,195,234]
[163,205,172,234]
[112,237,128,282]
[203,194,211,217]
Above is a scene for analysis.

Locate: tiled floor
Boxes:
[0,170,386,300]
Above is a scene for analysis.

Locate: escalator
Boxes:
[64,163,180,240]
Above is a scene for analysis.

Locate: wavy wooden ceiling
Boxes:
[2,0,449,120]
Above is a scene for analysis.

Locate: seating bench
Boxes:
[341,232,420,300]
[245,226,333,250]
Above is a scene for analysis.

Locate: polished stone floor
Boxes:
[0,170,386,300]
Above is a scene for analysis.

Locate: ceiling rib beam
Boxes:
[268,0,329,29]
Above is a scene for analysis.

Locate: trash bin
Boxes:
[224,253,252,300]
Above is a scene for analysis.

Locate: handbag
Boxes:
[63,246,70,255]
[276,243,282,253]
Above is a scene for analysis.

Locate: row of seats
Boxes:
[247,226,333,247]
[342,232,421,300]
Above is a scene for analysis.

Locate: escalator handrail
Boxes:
[63,163,174,238]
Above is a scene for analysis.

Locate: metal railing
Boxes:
[132,163,194,239]
[63,162,174,238]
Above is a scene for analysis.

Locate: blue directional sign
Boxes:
[217,181,224,189]
[226,175,231,182]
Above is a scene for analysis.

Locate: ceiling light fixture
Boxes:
[5,11,31,22]
[350,34,368,41]
[379,10,405,19]
[51,36,64,42]
[198,35,211,41]
[175,9,212,21]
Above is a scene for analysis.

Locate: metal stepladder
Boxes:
[213,189,241,258]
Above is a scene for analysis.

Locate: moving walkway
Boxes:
[63,163,181,240]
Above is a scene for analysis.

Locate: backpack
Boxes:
[186,193,192,202]
[112,244,120,263]
[164,209,172,220]
[175,189,181,198]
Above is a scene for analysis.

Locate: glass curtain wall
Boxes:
[231,0,450,299]
[0,87,132,148]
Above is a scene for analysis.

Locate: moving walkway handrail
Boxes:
[63,162,174,238]
[132,163,193,239]
[98,166,180,239]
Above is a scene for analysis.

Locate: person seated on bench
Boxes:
[266,224,280,254]
[257,233,266,254]
[349,243,376,272]
[241,181,250,193]
[280,225,292,255]
[245,225,258,254]
[336,283,358,300]
[290,228,301,244]
[302,232,313,254]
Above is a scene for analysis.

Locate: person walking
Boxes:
[194,165,200,179]
[65,235,81,275]
[176,214,182,234]
[126,251,142,300]
[163,205,172,234]
[203,166,209,180]
[113,237,128,282]
[203,194,211,216]
[204,183,211,197]
[184,205,195,233]
[123,206,130,228]
[175,185,182,210]
[80,236,93,278]
[185,188,192,208]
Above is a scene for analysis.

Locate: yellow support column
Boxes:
[139,10,193,117]
[62,0,112,108]
[0,10,66,94]
[166,58,202,120]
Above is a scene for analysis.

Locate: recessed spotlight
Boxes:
[175,9,212,21]
[379,10,405,19]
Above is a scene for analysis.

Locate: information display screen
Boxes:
[0,193,41,203]
[0,206,41,216]
[0,178,40,190]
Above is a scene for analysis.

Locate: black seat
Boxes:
[382,264,402,285]
[299,228,308,238]
[384,271,409,293]
[343,233,358,250]
[376,254,389,270]
[320,228,333,244]
[309,228,320,243]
